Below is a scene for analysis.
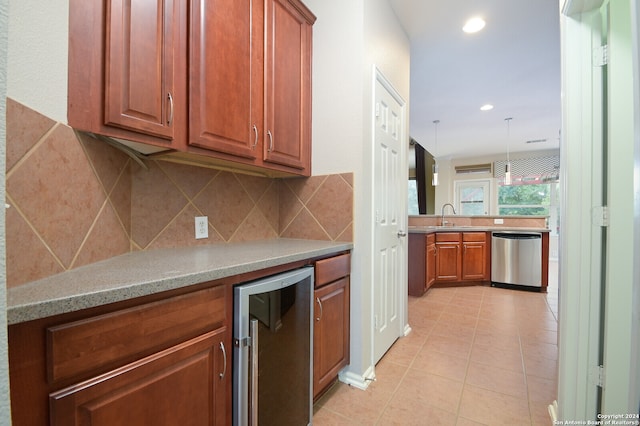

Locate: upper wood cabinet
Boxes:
[188,0,260,159]
[263,0,314,171]
[68,0,315,176]
[104,0,177,140]
[68,0,187,150]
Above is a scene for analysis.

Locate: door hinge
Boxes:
[591,206,609,227]
[593,45,608,67]
[589,365,605,387]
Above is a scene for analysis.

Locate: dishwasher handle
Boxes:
[492,232,541,240]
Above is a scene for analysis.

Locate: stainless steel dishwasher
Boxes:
[491,231,542,289]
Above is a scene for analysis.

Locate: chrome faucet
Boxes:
[441,203,457,226]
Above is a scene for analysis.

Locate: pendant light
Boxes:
[504,117,513,185]
[432,120,440,186]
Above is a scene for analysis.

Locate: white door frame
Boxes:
[561,0,640,418]
[559,0,606,419]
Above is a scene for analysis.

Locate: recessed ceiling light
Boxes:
[463,17,486,33]
[480,104,494,111]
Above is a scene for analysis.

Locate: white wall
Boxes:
[304,0,410,382]
[0,0,10,423]
[7,0,68,123]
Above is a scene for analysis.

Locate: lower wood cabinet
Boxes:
[50,329,228,425]
[408,233,436,296]
[461,232,489,281]
[9,283,232,426]
[313,253,351,399]
[426,235,436,289]
[435,232,462,281]
[409,231,491,296]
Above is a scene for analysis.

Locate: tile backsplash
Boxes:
[5,98,353,288]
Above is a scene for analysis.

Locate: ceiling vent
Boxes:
[455,163,492,175]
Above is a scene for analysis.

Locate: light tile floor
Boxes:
[313,262,559,425]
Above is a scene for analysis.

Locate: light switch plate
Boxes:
[195,216,208,239]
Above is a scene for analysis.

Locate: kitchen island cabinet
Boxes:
[408,233,435,296]
[408,230,497,294]
[435,232,489,284]
[313,253,351,399]
[435,232,462,282]
[461,232,489,281]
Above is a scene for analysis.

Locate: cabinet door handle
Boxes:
[316,297,323,321]
[252,125,258,149]
[267,130,273,152]
[167,92,174,126]
[219,341,227,379]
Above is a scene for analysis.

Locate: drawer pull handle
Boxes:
[219,341,227,379]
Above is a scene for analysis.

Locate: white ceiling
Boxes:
[389,0,561,160]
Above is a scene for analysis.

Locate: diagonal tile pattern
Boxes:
[5,98,353,287]
[314,274,559,426]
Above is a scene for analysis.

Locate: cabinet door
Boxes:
[314,277,350,398]
[263,0,314,172]
[104,0,176,139]
[462,242,487,280]
[189,0,260,159]
[50,329,230,426]
[426,241,437,289]
[435,243,461,281]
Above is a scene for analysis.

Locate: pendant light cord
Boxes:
[433,120,440,157]
[505,117,512,163]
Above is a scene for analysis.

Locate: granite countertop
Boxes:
[7,239,353,325]
[408,225,551,233]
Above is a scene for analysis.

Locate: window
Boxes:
[408,179,419,215]
[455,180,490,215]
[498,183,551,216]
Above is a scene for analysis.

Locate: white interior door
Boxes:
[372,69,407,364]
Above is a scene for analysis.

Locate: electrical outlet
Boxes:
[195,216,208,239]
[494,218,504,225]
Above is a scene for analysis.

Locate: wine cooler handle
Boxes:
[250,319,259,426]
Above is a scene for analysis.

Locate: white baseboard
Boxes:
[338,364,376,391]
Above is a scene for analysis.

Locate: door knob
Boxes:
[397,230,407,237]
